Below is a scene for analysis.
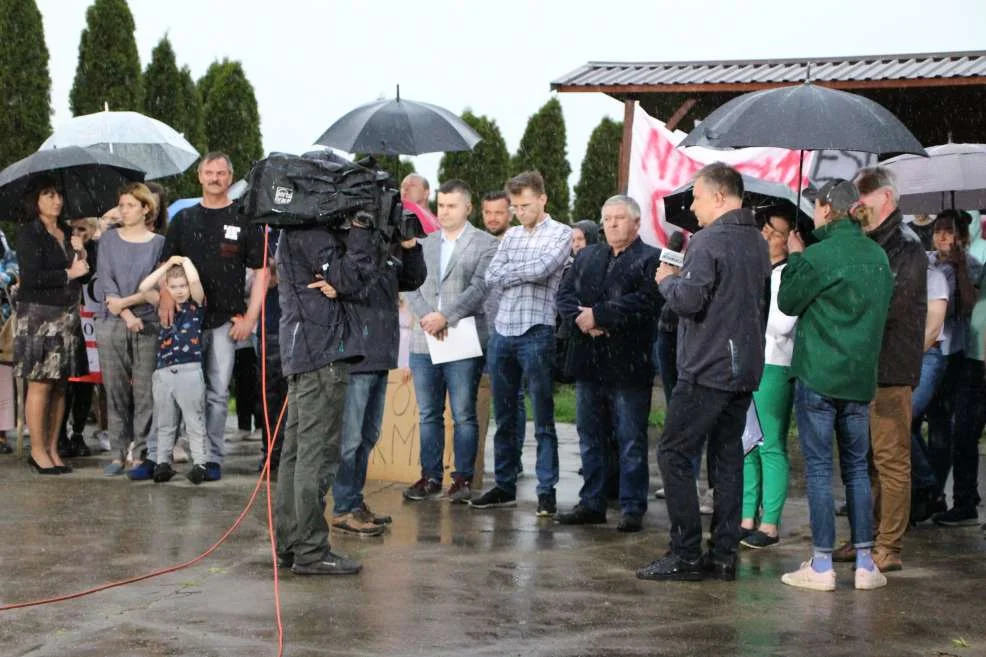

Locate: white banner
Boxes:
[627,103,812,247]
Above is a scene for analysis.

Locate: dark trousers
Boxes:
[274,361,348,566]
[951,357,985,510]
[924,351,964,495]
[234,346,260,432]
[60,381,94,437]
[658,380,750,561]
[259,333,288,468]
[575,381,650,516]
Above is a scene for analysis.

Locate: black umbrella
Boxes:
[314,87,481,156]
[677,82,926,233]
[664,174,815,234]
[678,82,926,156]
[0,146,145,221]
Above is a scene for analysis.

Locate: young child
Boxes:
[138,256,208,484]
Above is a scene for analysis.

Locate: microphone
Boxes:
[659,231,686,268]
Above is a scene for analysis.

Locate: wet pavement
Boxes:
[2,421,985,657]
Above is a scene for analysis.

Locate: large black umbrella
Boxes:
[664,174,815,234]
[0,146,145,220]
[314,88,481,156]
[678,82,926,156]
[677,82,926,232]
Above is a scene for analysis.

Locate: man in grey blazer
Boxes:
[404,179,499,503]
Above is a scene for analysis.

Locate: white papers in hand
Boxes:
[742,400,764,455]
[425,316,483,364]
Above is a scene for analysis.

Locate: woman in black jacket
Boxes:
[14,177,90,474]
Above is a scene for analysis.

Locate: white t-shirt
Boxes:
[927,265,949,343]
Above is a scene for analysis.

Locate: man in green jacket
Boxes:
[776,179,894,592]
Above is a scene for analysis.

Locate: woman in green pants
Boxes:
[741,211,798,548]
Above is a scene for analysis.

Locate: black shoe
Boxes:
[0,440,12,454]
[57,434,75,458]
[54,464,73,474]
[555,504,607,525]
[291,551,362,576]
[536,490,557,517]
[277,554,293,569]
[700,552,737,581]
[27,456,60,475]
[910,487,936,524]
[739,526,754,541]
[186,464,207,485]
[402,477,442,501]
[740,530,779,549]
[617,514,643,533]
[153,462,177,483]
[932,506,980,527]
[835,502,848,516]
[469,486,517,509]
[636,553,704,582]
[70,433,91,457]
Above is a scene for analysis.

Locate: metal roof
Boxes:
[552,50,986,91]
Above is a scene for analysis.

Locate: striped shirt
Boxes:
[485,215,572,337]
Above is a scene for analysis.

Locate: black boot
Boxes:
[69,433,91,457]
[57,433,76,458]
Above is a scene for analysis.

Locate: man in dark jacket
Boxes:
[637,162,770,583]
[330,236,426,535]
[555,195,661,533]
[273,218,379,576]
[835,167,927,573]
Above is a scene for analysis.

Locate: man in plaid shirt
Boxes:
[470,171,572,516]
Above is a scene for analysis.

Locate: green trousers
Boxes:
[742,364,793,525]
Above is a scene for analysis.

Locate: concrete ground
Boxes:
[2,421,985,657]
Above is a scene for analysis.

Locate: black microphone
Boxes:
[660,231,686,267]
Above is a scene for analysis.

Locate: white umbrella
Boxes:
[883,143,986,213]
[41,110,199,180]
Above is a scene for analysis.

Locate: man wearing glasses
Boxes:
[471,171,572,516]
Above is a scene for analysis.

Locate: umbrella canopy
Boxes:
[664,174,815,234]
[315,94,481,156]
[678,82,926,157]
[882,143,986,213]
[41,110,199,180]
[0,146,145,221]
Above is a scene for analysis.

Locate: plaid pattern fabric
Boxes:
[485,216,572,337]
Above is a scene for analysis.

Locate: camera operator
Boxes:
[273,212,380,576]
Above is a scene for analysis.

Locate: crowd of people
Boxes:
[4,154,983,588]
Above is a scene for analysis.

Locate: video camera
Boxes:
[240,150,425,242]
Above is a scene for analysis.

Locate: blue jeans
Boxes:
[910,346,946,491]
[202,322,237,464]
[409,353,483,482]
[794,381,874,551]
[332,371,388,514]
[575,382,650,516]
[489,325,559,495]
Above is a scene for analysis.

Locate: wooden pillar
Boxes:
[617,100,636,193]
[665,98,697,132]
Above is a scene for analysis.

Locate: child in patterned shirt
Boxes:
[139,256,208,484]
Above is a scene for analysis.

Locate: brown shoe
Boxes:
[332,512,385,537]
[358,501,392,525]
[873,550,902,572]
[832,541,856,562]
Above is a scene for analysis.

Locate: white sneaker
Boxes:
[699,488,715,515]
[654,488,666,499]
[854,566,888,590]
[95,430,111,453]
[172,443,189,464]
[781,560,837,591]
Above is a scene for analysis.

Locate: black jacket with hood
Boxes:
[657,207,771,393]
